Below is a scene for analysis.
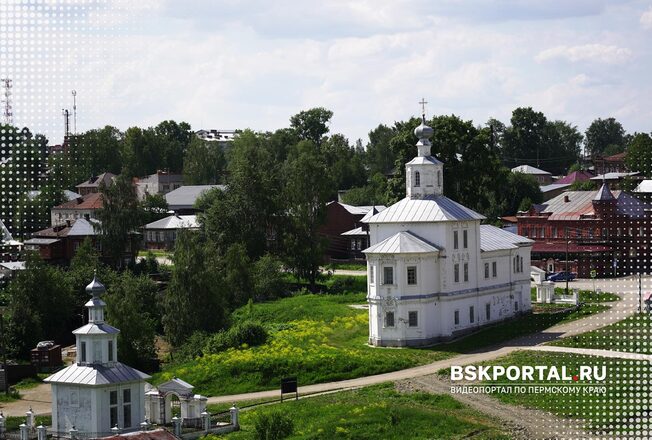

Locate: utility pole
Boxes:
[71,90,77,134]
[62,109,70,139]
[1,78,13,125]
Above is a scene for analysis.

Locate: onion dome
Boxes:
[85,271,106,297]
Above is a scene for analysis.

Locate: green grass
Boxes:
[478,350,650,434]
[13,377,42,390]
[2,416,52,431]
[550,312,652,353]
[325,262,367,271]
[0,389,20,402]
[137,249,172,258]
[218,383,509,440]
[530,287,620,303]
[156,287,609,398]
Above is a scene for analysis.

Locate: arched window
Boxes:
[414,171,421,187]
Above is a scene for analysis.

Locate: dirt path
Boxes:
[0,383,52,417]
[396,375,589,440]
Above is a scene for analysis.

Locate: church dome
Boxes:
[414,119,434,140]
[85,273,106,296]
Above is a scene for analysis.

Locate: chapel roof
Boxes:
[44,362,150,385]
[363,195,485,224]
[479,225,534,252]
[364,231,442,254]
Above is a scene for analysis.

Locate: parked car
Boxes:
[546,271,576,281]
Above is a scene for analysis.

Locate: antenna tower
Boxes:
[1,78,13,125]
[71,90,77,134]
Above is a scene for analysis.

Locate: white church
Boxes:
[362,115,533,347]
[45,275,150,434]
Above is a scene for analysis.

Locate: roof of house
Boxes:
[328,202,387,216]
[0,261,26,271]
[590,172,639,181]
[144,215,198,230]
[363,196,485,224]
[511,165,551,175]
[24,238,61,246]
[634,180,652,193]
[364,231,442,254]
[44,362,150,385]
[68,218,100,236]
[531,189,649,221]
[52,192,104,210]
[479,225,533,252]
[75,172,117,189]
[1,218,12,242]
[406,156,443,166]
[165,185,224,209]
[555,170,595,184]
[27,189,82,201]
[341,227,366,236]
[73,322,120,335]
[598,151,627,161]
[540,183,570,193]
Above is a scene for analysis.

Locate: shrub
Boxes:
[205,321,268,353]
[254,411,294,440]
[253,254,286,300]
[328,276,365,294]
[174,331,210,362]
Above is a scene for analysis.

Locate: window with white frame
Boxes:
[453,230,459,249]
[492,261,497,277]
[454,263,460,282]
[407,266,417,285]
[110,390,118,428]
[385,311,395,327]
[463,230,468,248]
[469,306,474,323]
[408,311,418,327]
[123,389,132,427]
[463,263,469,282]
[484,262,489,279]
[414,171,421,187]
[369,265,375,284]
[383,266,394,285]
[454,310,460,325]
[485,303,491,320]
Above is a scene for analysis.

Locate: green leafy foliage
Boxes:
[625,132,652,177]
[584,117,627,157]
[253,411,294,440]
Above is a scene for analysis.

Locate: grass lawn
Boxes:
[325,262,367,271]
[530,287,620,303]
[478,350,650,434]
[217,383,510,440]
[137,249,173,258]
[550,312,652,354]
[2,416,52,431]
[156,282,610,397]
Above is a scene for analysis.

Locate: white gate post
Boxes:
[19,424,28,440]
[229,405,239,428]
[37,424,47,440]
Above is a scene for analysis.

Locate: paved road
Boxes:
[1,277,639,416]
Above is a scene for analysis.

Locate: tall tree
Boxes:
[96,175,142,268]
[105,272,158,370]
[282,141,333,289]
[290,107,333,146]
[162,230,227,347]
[182,136,225,184]
[625,133,652,177]
[584,117,626,157]
[366,124,396,176]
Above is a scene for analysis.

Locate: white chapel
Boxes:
[45,275,150,434]
[362,113,533,346]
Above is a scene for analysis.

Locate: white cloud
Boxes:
[535,44,632,64]
[641,6,652,29]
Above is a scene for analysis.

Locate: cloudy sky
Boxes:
[2,0,652,146]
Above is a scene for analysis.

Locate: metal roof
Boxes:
[360,206,387,222]
[328,202,387,216]
[539,190,649,220]
[0,261,25,271]
[364,231,442,254]
[593,182,614,201]
[24,238,61,245]
[590,172,639,180]
[76,172,117,189]
[44,362,150,385]
[341,227,366,236]
[540,183,570,193]
[144,215,198,230]
[480,225,533,252]
[511,165,551,175]
[68,218,100,236]
[73,322,120,335]
[406,156,443,165]
[634,180,652,193]
[364,196,485,223]
[165,185,224,210]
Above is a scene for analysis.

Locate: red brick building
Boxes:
[517,182,652,278]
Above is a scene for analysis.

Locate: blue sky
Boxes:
[2,0,652,146]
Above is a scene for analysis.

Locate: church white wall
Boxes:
[52,385,94,433]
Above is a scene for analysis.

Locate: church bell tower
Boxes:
[406,100,444,199]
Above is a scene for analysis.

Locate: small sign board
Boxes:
[281,377,298,402]
[590,270,597,279]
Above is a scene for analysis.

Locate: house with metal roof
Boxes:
[76,172,117,196]
[323,202,387,260]
[25,218,100,263]
[45,275,149,435]
[361,114,533,347]
[135,171,183,201]
[511,164,553,185]
[51,192,104,226]
[143,215,199,250]
[517,182,652,277]
[165,185,225,214]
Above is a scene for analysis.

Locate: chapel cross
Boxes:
[419,98,428,117]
